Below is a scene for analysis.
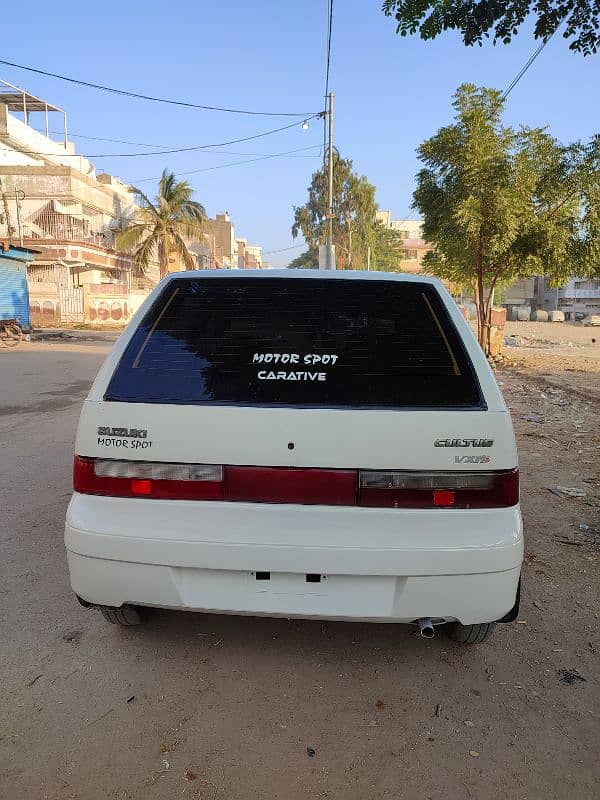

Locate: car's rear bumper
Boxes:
[65,494,523,625]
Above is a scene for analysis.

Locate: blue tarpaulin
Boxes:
[0,245,37,331]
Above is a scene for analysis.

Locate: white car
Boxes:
[65,270,522,644]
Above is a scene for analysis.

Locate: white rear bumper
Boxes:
[65,494,523,624]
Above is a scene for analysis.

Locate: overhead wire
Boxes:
[0,115,323,159]
[502,30,557,99]
[131,145,323,183]
[35,129,319,157]
[262,243,306,255]
[0,58,321,117]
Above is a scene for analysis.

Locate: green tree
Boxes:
[372,223,405,271]
[414,84,597,354]
[288,247,319,269]
[382,0,600,55]
[117,169,206,279]
[292,152,378,270]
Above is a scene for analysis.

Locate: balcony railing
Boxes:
[23,211,115,248]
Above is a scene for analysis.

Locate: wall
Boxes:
[129,292,150,318]
[83,283,131,325]
[0,105,93,173]
[29,281,61,326]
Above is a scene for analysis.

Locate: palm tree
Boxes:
[117,169,207,279]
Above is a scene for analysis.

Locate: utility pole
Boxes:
[327,92,334,248]
[0,178,15,241]
[14,189,25,248]
[319,92,336,270]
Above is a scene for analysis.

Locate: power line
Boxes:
[262,243,307,255]
[37,129,318,156]
[0,58,321,117]
[324,0,334,100]
[0,115,323,159]
[502,32,556,99]
[323,0,334,166]
[131,145,323,183]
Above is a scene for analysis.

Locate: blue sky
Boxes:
[1,0,599,265]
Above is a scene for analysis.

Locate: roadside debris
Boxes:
[88,708,114,726]
[579,523,600,537]
[307,747,316,758]
[521,414,544,424]
[183,770,197,781]
[533,600,545,611]
[126,695,135,704]
[469,750,480,758]
[375,699,385,710]
[558,669,586,685]
[62,630,83,643]
[434,703,442,717]
[26,674,43,687]
[547,486,587,499]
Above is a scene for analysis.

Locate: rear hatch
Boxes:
[75,273,518,508]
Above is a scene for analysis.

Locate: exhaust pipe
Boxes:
[417,617,435,639]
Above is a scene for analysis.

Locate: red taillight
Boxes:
[73,457,518,509]
[358,469,518,509]
[73,456,224,500]
[225,466,356,505]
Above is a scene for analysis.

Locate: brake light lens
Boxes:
[225,466,356,505]
[73,457,518,509]
[358,469,519,509]
[73,456,224,500]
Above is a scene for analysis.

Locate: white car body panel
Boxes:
[65,270,523,626]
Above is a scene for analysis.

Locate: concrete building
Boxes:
[0,79,143,290]
[534,275,600,320]
[204,212,237,269]
[0,78,166,325]
[376,210,432,273]
[244,244,263,269]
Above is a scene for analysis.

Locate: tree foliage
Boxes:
[414,84,599,353]
[372,223,406,271]
[288,247,319,269]
[116,169,206,279]
[292,153,378,270]
[382,0,600,55]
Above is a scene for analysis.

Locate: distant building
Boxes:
[244,244,263,269]
[376,210,432,273]
[204,212,237,269]
[0,77,148,288]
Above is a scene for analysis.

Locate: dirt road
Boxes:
[1,342,598,800]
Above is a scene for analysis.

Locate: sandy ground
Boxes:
[0,341,599,800]
[500,321,600,401]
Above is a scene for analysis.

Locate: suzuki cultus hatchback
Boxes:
[65,270,522,644]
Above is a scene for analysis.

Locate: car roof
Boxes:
[165,269,442,286]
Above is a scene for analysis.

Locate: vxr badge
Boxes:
[455,455,491,464]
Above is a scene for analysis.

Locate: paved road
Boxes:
[1,342,598,800]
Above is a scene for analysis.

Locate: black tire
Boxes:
[1,322,22,348]
[446,621,496,644]
[100,605,145,626]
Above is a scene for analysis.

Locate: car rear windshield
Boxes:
[105,277,483,409]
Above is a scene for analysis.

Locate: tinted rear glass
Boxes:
[105,277,483,409]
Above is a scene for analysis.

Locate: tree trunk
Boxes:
[347,222,353,269]
[158,240,169,279]
[475,270,489,354]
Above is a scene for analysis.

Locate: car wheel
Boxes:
[100,605,146,626]
[446,621,495,644]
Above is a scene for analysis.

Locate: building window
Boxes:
[402,249,418,260]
